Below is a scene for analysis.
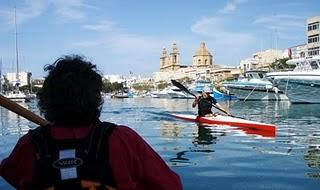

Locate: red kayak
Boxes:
[171,113,276,137]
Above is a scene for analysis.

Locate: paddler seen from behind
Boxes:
[192,85,231,117]
[0,55,182,190]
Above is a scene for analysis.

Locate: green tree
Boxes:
[270,58,295,71]
[132,83,153,92]
[102,80,124,93]
[156,81,169,90]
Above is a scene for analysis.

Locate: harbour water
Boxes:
[1,98,320,189]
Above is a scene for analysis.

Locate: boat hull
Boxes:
[267,72,320,103]
[225,86,288,101]
[274,78,320,103]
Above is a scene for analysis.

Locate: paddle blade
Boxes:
[171,80,195,97]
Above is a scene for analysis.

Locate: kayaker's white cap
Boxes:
[202,85,212,93]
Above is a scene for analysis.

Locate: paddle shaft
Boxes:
[0,94,49,126]
[171,80,232,116]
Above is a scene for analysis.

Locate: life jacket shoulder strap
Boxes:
[86,121,117,160]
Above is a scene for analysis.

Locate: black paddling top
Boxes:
[198,96,217,116]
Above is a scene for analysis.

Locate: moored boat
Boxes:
[222,70,288,101]
[266,56,320,103]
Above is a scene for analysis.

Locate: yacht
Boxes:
[167,86,193,99]
[222,70,288,101]
[266,56,320,103]
[4,90,29,103]
[3,9,32,103]
[151,86,193,99]
[150,88,171,98]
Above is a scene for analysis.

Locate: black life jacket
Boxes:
[29,122,117,190]
[198,96,215,116]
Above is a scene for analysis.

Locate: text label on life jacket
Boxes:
[53,157,83,169]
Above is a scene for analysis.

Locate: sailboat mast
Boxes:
[14,7,19,84]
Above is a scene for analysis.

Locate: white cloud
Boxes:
[253,14,306,40]
[253,14,305,31]
[50,0,95,20]
[191,16,255,46]
[82,21,115,31]
[191,16,257,65]
[219,0,248,14]
[0,0,46,26]
[73,33,164,54]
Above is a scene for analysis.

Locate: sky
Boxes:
[0,0,319,78]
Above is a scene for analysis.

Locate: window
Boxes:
[308,22,319,31]
[308,34,319,43]
[258,73,264,79]
[310,61,319,69]
[308,47,319,56]
[173,55,177,63]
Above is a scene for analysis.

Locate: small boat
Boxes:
[191,80,238,101]
[3,90,32,103]
[171,113,276,136]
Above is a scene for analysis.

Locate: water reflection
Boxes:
[304,133,320,179]
[0,101,36,137]
[160,121,182,138]
[2,98,320,189]
[193,124,220,145]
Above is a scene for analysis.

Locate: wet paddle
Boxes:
[171,80,236,117]
[0,94,49,126]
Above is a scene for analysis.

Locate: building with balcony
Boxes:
[307,16,320,56]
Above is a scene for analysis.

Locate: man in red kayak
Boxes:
[0,55,183,190]
[192,85,231,117]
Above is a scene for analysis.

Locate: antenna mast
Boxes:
[14,7,19,84]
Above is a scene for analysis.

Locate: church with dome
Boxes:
[154,41,237,83]
[159,42,214,72]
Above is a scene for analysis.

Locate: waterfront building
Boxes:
[252,49,287,69]
[239,58,259,72]
[307,16,320,56]
[289,44,307,59]
[103,74,126,83]
[5,71,32,86]
[238,49,287,72]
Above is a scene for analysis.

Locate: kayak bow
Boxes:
[171,113,276,136]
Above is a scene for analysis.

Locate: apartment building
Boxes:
[307,16,320,56]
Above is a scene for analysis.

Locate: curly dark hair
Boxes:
[38,55,104,125]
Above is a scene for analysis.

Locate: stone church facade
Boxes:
[159,42,180,72]
[159,42,214,71]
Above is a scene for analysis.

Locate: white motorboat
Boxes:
[222,70,288,101]
[151,86,193,99]
[167,86,193,99]
[266,56,320,103]
[4,90,30,103]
